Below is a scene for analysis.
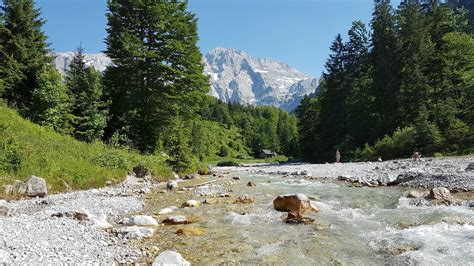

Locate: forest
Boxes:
[0,0,297,173]
[297,0,474,162]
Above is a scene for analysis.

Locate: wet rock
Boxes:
[158,206,178,215]
[162,215,189,225]
[232,176,241,180]
[407,190,426,198]
[166,180,178,190]
[152,251,190,266]
[273,194,319,213]
[27,175,48,197]
[182,199,200,208]
[118,226,155,239]
[387,172,420,186]
[376,173,397,186]
[235,195,254,204]
[176,227,205,236]
[119,215,158,226]
[247,181,256,187]
[466,163,474,171]
[285,212,315,225]
[387,244,419,256]
[0,200,9,216]
[428,187,452,201]
[337,175,354,182]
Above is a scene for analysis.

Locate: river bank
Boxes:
[0,157,472,264]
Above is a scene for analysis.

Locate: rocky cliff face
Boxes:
[54,48,318,111]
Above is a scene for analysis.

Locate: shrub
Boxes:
[359,143,376,161]
[92,152,129,169]
[216,160,240,167]
[132,161,150,178]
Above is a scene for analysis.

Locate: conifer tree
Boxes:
[103,0,209,153]
[65,47,108,142]
[0,0,51,115]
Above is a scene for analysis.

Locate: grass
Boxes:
[0,103,172,197]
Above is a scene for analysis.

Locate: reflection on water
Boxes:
[142,172,474,265]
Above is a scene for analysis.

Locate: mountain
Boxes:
[53,48,318,111]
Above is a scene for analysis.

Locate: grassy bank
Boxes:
[0,104,172,196]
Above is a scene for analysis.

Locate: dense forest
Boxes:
[297,0,474,162]
[0,0,297,173]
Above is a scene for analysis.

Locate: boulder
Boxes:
[162,215,189,225]
[376,173,397,186]
[273,194,318,213]
[183,174,196,180]
[407,190,426,199]
[166,180,178,190]
[0,200,8,216]
[232,176,241,180]
[247,181,256,187]
[120,215,158,226]
[2,185,14,195]
[118,226,155,239]
[158,206,178,215]
[27,176,48,197]
[428,187,452,201]
[152,251,190,266]
[235,195,254,204]
[182,200,200,208]
[285,212,315,225]
[466,163,474,171]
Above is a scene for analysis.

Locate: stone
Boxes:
[176,227,205,236]
[182,200,200,208]
[232,176,241,180]
[118,226,155,239]
[166,180,178,190]
[2,185,14,195]
[0,200,8,216]
[120,215,158,226]
[27,175,48,197]
[158,206,178,215]
[285,212,315,225]
[387,244,419,256]
[235,195,254,204]
[273,194,319,213]
[247,181,256,187]
[162,215,189,225]
[407,190,425,198]
[183,174,196,180]
[376,173,397,186]
[428,187,452,201]
[466,163,474,171]
[152,251,190,266]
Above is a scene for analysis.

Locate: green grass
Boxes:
[0,103,172,196]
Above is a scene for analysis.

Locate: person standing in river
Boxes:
[336,149,341,163]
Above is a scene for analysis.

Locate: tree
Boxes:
[162,109,193,173]
[371,0,401,136]
[65,47,108,142]
[30,65,71,134]
[103,1,209,153]
[0,0,51,115]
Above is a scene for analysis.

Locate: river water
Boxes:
[144,170,474,265]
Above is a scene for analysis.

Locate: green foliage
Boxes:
[30,65,72,134]
[216,160,240,167]
[162,111,194,173]
[0,104,171,193]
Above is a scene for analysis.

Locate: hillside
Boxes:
[0,103,171,196]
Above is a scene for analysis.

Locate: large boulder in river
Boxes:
[152,251,190,266]
[27,176,48,197]
[273,194,318,213]
[428,187,452,201]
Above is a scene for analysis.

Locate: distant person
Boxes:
[412,151,421,161]
[336,149,341,163]
[377,157,382,162]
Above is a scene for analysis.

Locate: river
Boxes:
[142,166,474,265]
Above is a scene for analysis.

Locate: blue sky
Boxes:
[36,0,379,77]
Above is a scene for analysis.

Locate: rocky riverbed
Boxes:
[0,156,472,264]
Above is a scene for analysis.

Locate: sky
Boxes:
[36,0,380,77]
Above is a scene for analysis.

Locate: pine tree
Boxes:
[371,0,401,136]
[65,47,108,142]
[103,1,209,153]
[0,0,51,115]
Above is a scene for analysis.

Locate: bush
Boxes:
[359,143,376,161]
[216,160,240,167]
[93,152,129,169]
[132,161,150,178]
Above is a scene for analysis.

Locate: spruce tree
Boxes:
[104,1,209,153]
[0,0,51,115]
[65,47,108,142]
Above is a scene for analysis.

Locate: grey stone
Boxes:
[0,200,8,216]
[152,251,190,266]
[429,187,452,200]
[27,176,48,197]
